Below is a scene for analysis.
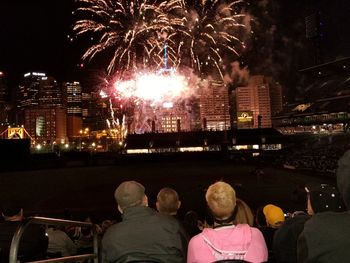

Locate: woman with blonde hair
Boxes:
[187,181,267,263]
[233,198,254,226]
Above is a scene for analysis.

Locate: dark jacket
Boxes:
[297,211,350,263]
[101,206,187,263]
[273,214,309,263]
[0,221,48,262]
[297,150,350,263]
[258,226,277,263]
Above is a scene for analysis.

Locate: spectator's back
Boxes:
[297,150,350,263]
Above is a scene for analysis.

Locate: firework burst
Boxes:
[177,0,249,79]
[74,0,185,74]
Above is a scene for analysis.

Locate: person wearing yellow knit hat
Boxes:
[263,204,285,228]
[257,204,285,262]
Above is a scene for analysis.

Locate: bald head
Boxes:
[114,181,147,212]
[156,187,181,215]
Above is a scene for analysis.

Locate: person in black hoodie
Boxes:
[273,183,344,263]
[297,149,350,263]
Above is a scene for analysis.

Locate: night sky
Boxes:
[1,0,349,100]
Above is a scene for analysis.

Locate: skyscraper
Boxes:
[62,81,83,138]
[18,72,66,143]
[0,71,9,125]
[236,75,282,129]
[82,91,109,131]
[199,79,230,131]
[19,72,61,108]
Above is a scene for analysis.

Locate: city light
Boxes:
[24,72,46,77]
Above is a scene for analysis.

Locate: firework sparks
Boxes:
[74,0,251,134]
[177,0,249,79]
[74,0,250,78]
[74,0,185,74]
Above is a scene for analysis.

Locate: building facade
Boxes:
[18,72,67,143]
[62,81,83,138]
[236,75,282,129]
[199,79,230,130]
[24,108,67,144]
[0,71,9,125]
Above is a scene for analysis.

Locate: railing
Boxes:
[9,216,98,263]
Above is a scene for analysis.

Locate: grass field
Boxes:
[0,159,335,222]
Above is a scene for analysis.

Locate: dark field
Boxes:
[0,159,334,221]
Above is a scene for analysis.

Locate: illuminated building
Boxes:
[19,72,61,108]
[199,79,230,131]
[158,103,191,133]
[24,108,67,144]
[82,91,108,131]
[236,75,282,129]
[129,101,191,134]
[0,71,9,125]
[63,81,82,114]
[62,81,83,138]
[17,72,67,142]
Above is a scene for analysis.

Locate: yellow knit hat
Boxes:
[263,204,285,228]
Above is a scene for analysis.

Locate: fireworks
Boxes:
[74,0,185,74]
[179,0,248,79]
[74,0,251,133]
[74,0,249,77]
[113,71,189,103]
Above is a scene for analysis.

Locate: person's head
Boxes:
[1,204,23,221]
[337,149,350,210]
[263,204,285,228]
[206,181,236,222]
[233,198,254,226]
[305,183,345,215]
[156,187,181,215]
[114,181,148,213]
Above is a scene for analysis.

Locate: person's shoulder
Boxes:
[189,230,205,244]
[102,221,120,238]
[242,224,265,237]
[307,211,350,225]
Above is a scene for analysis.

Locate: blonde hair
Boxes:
[233,198,254,226]
[206,181,236,219]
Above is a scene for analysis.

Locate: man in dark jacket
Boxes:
[102,181,187,263]
[297,149,350,262]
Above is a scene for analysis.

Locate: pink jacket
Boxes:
[187,224,268,263]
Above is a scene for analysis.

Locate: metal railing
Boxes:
[9,216,98,263]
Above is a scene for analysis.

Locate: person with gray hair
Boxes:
[297,149,350,262]
[101,181,187,263]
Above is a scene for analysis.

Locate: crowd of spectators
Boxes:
[271,134,350,177]
[1,149,350,262]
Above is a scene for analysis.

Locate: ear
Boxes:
[156,201,160,212]
[117,205,123,214]
[142,195,149,207]
[177,201,181,210]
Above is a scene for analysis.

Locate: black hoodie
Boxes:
[297,150,350,263]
